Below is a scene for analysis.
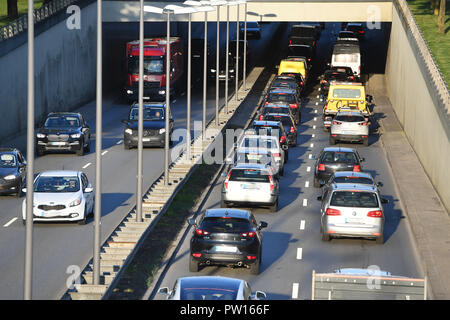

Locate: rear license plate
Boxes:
[50,142,66,146]
[143,138,151,142]
[241,184,259,190]
[346,218,363,224]
[213,245,238,253]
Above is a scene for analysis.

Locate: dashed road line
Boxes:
[302,199,308,207]
[116,140,123,145]
[82,163,91,169]
[292,283,299,299]
[101,150,108,156]
[305,181,309,188]
[307,166,311,172]
[297,248,303,260]
[3,218,17,228]
[300,220,305,230]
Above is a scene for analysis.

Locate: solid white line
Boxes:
[302,199,308,207]
[305,181,309,188]
[297,248,303,260]
[307,166,311,172]
[292,283,299,299]
[82,163,91,169]
[101,150,108,156]
[300,220,305,230]
[3,217,17,227]
[116,140,123,145]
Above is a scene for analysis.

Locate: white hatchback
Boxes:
[22,170,94,225]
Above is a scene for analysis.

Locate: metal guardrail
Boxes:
[0,0,78,42]
[397,0,450,114]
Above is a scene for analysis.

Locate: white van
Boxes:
[331,44,361,76]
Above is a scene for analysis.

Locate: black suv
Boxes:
[188,208,268,275]
[0,148,26,197]
[261,113,298,147]
[122,102,173,149]
[36,112,91,156]
[314,147,365,187]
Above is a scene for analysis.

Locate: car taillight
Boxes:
[300,81,304,86]
[290,126,295,133]
[273,153,281,158]
[195,229,210,236]
[324,104,328,110]
[224,171,232,189]
[289,103,299,109]
[332,120,342,125]
[318,164,325,171]
[192,253,202,258]
[367,210,383,218]
[326,208,341,216]
[160,74,166,87]
[353,165,361,172]
[358,122,367,126]
[241,231,256,238]
[268,175,274,191]
[280,136,286,144]
[259,115,264,121]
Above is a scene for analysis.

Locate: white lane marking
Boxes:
[302,199,308,207]
[292,283,299,299]
[308,154,313,159]
[297,248,303,260]
[313,125,316,129]
[316,95,319,98]
[307,166,311,172]
[315,102,318,106]
[3,217,17,227]
[82,163,91,169]
[314,117,317,121]
[314,109,318,114]
[310,143,314,148]
[101,150,108,156]
[116,140,123,145]
[300,220,305,230]
[305,181,309,188]
[312,134,315,138]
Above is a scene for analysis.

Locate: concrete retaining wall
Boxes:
[0,1,97,143]
[385,0,450,213]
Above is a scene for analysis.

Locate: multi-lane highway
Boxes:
[150,22,425,300]
[0,22,282,300]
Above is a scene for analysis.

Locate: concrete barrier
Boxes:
[385,0,450,213]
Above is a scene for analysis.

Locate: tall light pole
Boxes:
[185,2,214,140]
[145,5,191,186]
[224,1,238,114]
[242,1,248,91]
[234,0,246,100]
[24,0,35,300]
[136,0,144,223]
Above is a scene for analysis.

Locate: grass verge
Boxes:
[0,1,44,27]
[108,162,221,300]
[406,0,450,85]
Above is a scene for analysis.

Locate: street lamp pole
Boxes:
[235,1,239,101]
[136,0,144,223]
[243,2,247,91]
[164,10,171,186]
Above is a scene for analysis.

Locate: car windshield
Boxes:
[229,168,271,182]
[333,176,373,185]
[179,287,238,300]
[128,56,164,75]
[34,176,80,193]
[44,116,80,128]
[263,115,293,127]
[330,191,379,208]
[252,126,282,137]
[242,137,276,149]
[324,72,350,81]
[322,151,358,164]
[201,217,252,234]
[332,88,361,99]
[0,153,17,168]
[335,114,365,122]
[268,93,296,103]
[129,107,165,121]
[237,153,271,165]
[263,106,290,115]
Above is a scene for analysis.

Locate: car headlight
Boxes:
[69,198,82,207]
[158,90,166,95]
[71,133,81,139]
[125,128,133,135]
[159,128,166,134]
[3,175,17,180]
[36,133,46,138]
[127,90,134,95]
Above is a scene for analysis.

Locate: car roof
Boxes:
[0,148,18,153]
[332,171,373,179]
[237,147,271,154]
[233,163,270,170]
[331,183,378,193]
[269,88,296,94]
[336,111,365,116]
[205,208,251,220]
[48,112,81,117]
[179,276,243,291]
[334,268,391,276]
[264,103,290,108]
[38,170,80,177]
[243,134,278,141]
[131,102,166,108]
[253,120,282,126]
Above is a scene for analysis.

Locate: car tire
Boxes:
[78,209,87,225]
[189,256,199,272]
[329,136,336,145]
[249,257,261,275]
[84,137,91,153]
[314,177,321,188]
[321,230,331,241]
[269,199,278,213]
[124,142,131,150]
[363,137,369,147]
[280,166,284,176]
[36,148,44,157]
[76,140,84,156]
[376,233,384,244]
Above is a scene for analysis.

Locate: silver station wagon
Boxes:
[330,111,369,146]
[318,183,388,244]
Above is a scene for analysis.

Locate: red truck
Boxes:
[125,37,184,102]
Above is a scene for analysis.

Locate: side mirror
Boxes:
[360,157,365,162]
[188,218,197,226]
[121,119,129,125]
[22,188,27,193]
[376,182,384,187]
[254,291,267,300]
[233,143,238,149]
[281,145,288,151]
[84,186,94,193]
[317,196,323,201]
[258,221,268,229]
[158,287,170,296]
[381,198,389,204]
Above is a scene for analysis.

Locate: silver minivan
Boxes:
[221,163,279,212]
[318,183,388,244]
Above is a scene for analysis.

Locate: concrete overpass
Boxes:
[102,0,393,22]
